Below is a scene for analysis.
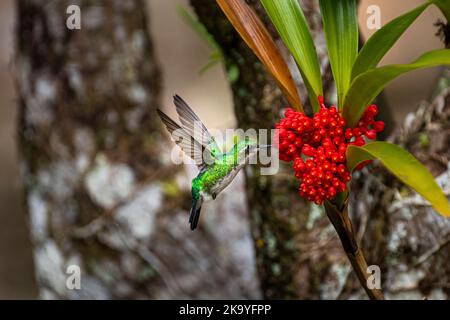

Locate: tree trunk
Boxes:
[190,0,363,299]
[17,0,258,299]
[191,0,426,299]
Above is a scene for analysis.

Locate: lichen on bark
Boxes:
[189,0,360,299]
[17,0,258,299]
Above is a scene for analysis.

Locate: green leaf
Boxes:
[217,0,304,111]
[347,142,450,217]
[319,0,358,108]
[343,49,450,127]
[261,0,323,112]
[351,2,430,80]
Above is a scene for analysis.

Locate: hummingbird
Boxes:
[157,95,270,230]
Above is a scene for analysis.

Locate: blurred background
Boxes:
[0,0,447,299]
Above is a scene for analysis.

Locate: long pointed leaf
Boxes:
[261,0,323,112]
[352,1,449,80]
[319,0,358,108]
[347,142,450,217]
[344,49,450,127]
[351,2,430,80]
[352,3,430,79]
[216,0,303,111]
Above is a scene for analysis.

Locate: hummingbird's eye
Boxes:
[243,145,249,156]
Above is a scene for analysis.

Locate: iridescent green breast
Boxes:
[192,161,234,196]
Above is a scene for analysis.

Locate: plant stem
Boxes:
[324,200,384,300]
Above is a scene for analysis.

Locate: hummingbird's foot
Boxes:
[212,192,217,200]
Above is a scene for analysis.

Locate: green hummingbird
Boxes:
[157,95,270,230]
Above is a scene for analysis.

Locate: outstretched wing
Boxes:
[173,95,221,158]
[157,109,215,170]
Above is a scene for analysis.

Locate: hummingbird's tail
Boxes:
[189,196,203,230]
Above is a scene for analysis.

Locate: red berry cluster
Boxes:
[275,96,384,205]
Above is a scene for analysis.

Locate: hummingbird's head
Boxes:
[233,137,271,165]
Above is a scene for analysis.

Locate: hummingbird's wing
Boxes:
[173,95,221,158]
[157,109,215,170]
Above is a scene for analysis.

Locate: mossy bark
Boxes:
[16,0,167,299]
[190,0,364,299]
[17,0,258,299]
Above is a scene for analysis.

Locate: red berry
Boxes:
[313,134,321,142]
[331,153,340,163]
[366,105,378,116]
[287,131,296,142]
[345,129,353,140]
[373,121,385,132]
[355,160,373,171]
[352,128,361,137]
[302,144,316,157]
[366,130,377,140]
[294,138,303,148]
[280,140,290,150]
[332,179,340,189]
[328,187,337,198]
[274,98,384,204]
[284,108,294,117]
[293,158,305,171]
[306,159,314,169]
[318,95,325,106]
[287,145,297,155]
[343,172,351,182]
[353,137,365,146]
[332,137,342,146]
